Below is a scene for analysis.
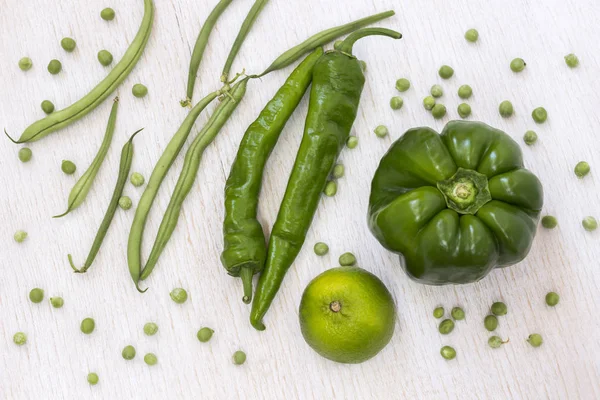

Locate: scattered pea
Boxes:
[29,288,44,303]
[47,59,62,75]
[144,353,158,366]
[122,345,136,360]
[527,333,543,347]
[233,350,246,365]
[13,332,27,346]
[18,148,32,163]
[61,160,77,175]
[433,307,444,319]
[458,85,472,99]
[18,57,33,71]
[499,101,514,118]
[574,161,590,178]
[324,181,337,197]
[101,8,116,21]
[395,78,410,92]
[390,96,403,110]
[14,230,28,243]
[197,327,214,343]
[339,252,357,266]
[457,103,471,119]
[431,103,447,119]
[61,37,76,52]
[451,307,465,321]
[87,373,99,385]
[440,346,456,360]
[118,196,133,210]
[170,288,188,304]
[582,216,598,231]
[523,130,538,145]
[41,100,55,114]
[130,172,145,187]
[484,315,498,331]
[423,96,436,110]
[510,58,526,72]
[314,242,329,256]
[464,28,479,43]
[564,53,579,68]
[97,50,113,67]
[374,125,389,138]
[80,317,95,334]
[346,136,358,149]
[143,322,158,336]
[545,292,560,307]
[132,83,148,98]
[541,215,558,229]
[438,65,454,79]
[438,319,455,334]
[332,164,344,179]
[531,107,547,123]
[491,302,507,316]
[50,297,64,308]
[488,336,508,349]
[430,84,443,98]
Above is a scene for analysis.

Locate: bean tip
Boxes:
[4,128,20,144]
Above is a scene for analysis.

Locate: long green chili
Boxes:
[69,129,142,273]
[54,98,119,218]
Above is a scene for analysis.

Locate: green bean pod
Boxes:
[6,0,153,144]
[250,28,402,330]
[140,78,250,283]
[258,10,395,77]
[183,0,233,106]
[221,48,323,304]
[68,129,142,273]
[221,0,269,83]
[54,98,119,218]
[127,91,219,292]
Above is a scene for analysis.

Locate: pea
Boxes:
[499,101,514,118]
[118,196,133,210]
[101,8,116,21]
[332,164,344,179]
[395,78,410,92]
[438,65,454,79]
[339,252,357,266]
[233,350,246,365]
[47,59,62,75]
[457,103,471,119]
[61,160,77,175]
[464,28,479,42]
[313,242,329,256]
[170,288,188,304]
[510,58,526,72]
[87,372,99,385]
[390,96,403,110]
[582,216,598,232]
[433,307,444,319]
[523,130,538,145]
[144,353,158,366]
[143,322,158,336]
[346,136,358,149]
[457,85,472,99]
[18,148,32,163]
[29,288,44,303]
[61,37,77,52]
[41,100,55,114]
[527,333,543,347]
[13,332,27,346]
[14,230,28,243]
[574,161,590,178]
[97,50,113,67]
[438,319,455,334]
[197,327,214,343]
[80,318,95,334]
[451,307,465,321]
[545,292,560,307]
[130,172,145,187]
[50,297,64,308]
[423,96,436,110]
[488,336,507,349]
[431,103,447,119]
[430,84,443,98]
[374,125,389,138]
[132,83,148,98]
[541,215,557,229]
[440,346,456,360]
[484,315,498,331]
[531,107,547,123]
[324,181,338,197]
[122,345,136,360]
[491,302,507,316]
[564,53,579,68]
[18,57,33,71]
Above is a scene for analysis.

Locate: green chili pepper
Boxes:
[80,317,95,334]
[122,345,136,360]
[61,37,77,52]
[101,7,116,21]
[457,103,471,119]
[19,57,32,71]
[531,107,547,123]
[395,78,410,92]
[233,350,247,365]
[170,288,188,304]
[440,346,456,360]
[14,230,27,243]
[332,164,345,179]
[430,84,443,98]
[488,336,508,349]
[144,353,158,366]
[527,333,543,347]
[13,332,27,346]
[314,242,329,256]
[491,301,507,316]
[438,319,455,334]
[457,85,472,99]
[54,98,119,218]
[324,181,338,197]
[97,50,113,66]
[197,327,214,342]
[144,322,158,335]
[499,100,514,117]
[68,130,142,273]
[119,196,133,210]
[582,216,598,231]
[433,307,444,319]
[564,53,579,68]
[130,172,145,187]
[574,161,590,178]
[18,148,32,163]
[87,373,99,385]
[221,50,322,304]
[464,29,478,42]
[510,58,526,72]
[29,288,44,303]
[339,252,357,266]
[132,84,148,98]
[346,136,358,149]
[523,130,537,145]
[41,100,55,114]
[545,291,559,306]
[5,0,153,144]
[250,28,402,331]
[541,215,557,229]
[374,125,389,138]
[423,96,436,110]
[451,307,465,320]
[390,96,403,110]
[50,297,64,308]
[484,315,498,331]
[47,59,62,75]
[431,104,447,119]
[438,65,454,79]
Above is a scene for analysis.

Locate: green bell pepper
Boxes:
[368,121,543,285]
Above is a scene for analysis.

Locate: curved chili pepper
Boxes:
[249,28,402,330]
[221,48,324,304]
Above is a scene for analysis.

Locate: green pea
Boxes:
[374,125,389,138]
[118,196,133,210]
[430,84,443,98]
[491,302,507,316]
[564,53,579,68]
[143,322,158,336]
[144,353,158,366]
[97,50,113,67]
[18,57,33,71]
[132,83,148,98]
[390,96,403,110]
[433,307,444,319]
[523,130,538,145]
[582,216,598,232]
[346,136,358,149]
[122,345,136,360]
[431,103,447,119]
[61,160,77,175]
[451,307,465,321]
[464,28,479,42]
[488,336,507,349]
[13,332,27,346]
[14,230,28,243]
[499,101,514,118]
[50,297,64,308]
[484,315,498,331]
[41,100,55,114]
[531,107,547,123]
[324,181,337,197]
[80,317,95,334]
[47,59,62,75]
[541,215,558,229]
[332,164,344,179]
[61,37,77,52]
[510,58,526,72]
[314,242,329,256]
[457,103,471,119]
[130,172,145,187]
[545,292,560,307]
[423,96,436,110]
[438,319,455,334]
[440,346,456,360]
[457,85,472,99]
[197,327,214,343]
[438,65,454,79]
[339,252,357,266]
[87,372,99,385]
[395,78,410,92]
[101,8,116,21]
[29,288,44,303]
[527,333,543,347]
[574,161,590,178]
[170,288,188,304]
[233,350,246,365]
[18,148,32,163]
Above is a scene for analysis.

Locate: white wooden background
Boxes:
[1,0,599,399]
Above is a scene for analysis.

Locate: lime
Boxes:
[299,266,396,364]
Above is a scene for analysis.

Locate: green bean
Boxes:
[221,0,269,83]
[68,129,142,273]
[5,0,153,144]
[139,78,249,283]
[54,98,119,218]
[259,10,395,77]
[183,0,233,106]
[127,91,219,292]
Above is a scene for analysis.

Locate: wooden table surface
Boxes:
[1,0,599,399]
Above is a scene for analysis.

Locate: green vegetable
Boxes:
[574,161,590,178]
[499,100,514,117]
[423,96,436,110]
[47,59,62,75]
[484,315,498,331]
[451,307,465,320]
[87,372,99,385]
[564,53,579,68]
[390,96,403,110]
[457,103,471,119]
[438,319,455,334]
[122,345,136,360]
[359,60,367,71]
[431,104,446,119]
[314,242,329,256]
[130,172,145,187]
[19,57,32,71]
[13,332,27,346]
[324,181,338,197]
[346,136,358,149]
[368,121,543,285]
[144,353,158,366]
[101,7,116,21]
[430,84,443,98]
[374,125,389,138]
[18,148,32,163]
[582,216,598,231]
[545,292,559,306]
[339,252,357,266]
[433,307,444,319]
[143,322,158,335]
[541,215,557,229]
[119,196,133,210]
[61,160,77,175]
[29,288,44,303]
[458,85,472,99]
[132,84,148,98]
[97,50,113,66]
[41,100,55,115]
[523,130,537,145]
[531,107,547,123]
[464,29,479,42]
[527,333,543,347]
[233,350,247,365]
[395,78,410,92]
[14,230,28,243]
[170,288,188,304]
[438,65,454,79]
[440,346,456,360]
[332,164,345,179]
[491,302,507,316]
[488,336,508,349]
[197,327,214,342]
[61,37,77,52]
[80,318,95,334]
[510,58,526,72]
[50,297,64,308]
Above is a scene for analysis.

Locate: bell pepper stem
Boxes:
[240,265,254,304]
[338,27,402,55]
